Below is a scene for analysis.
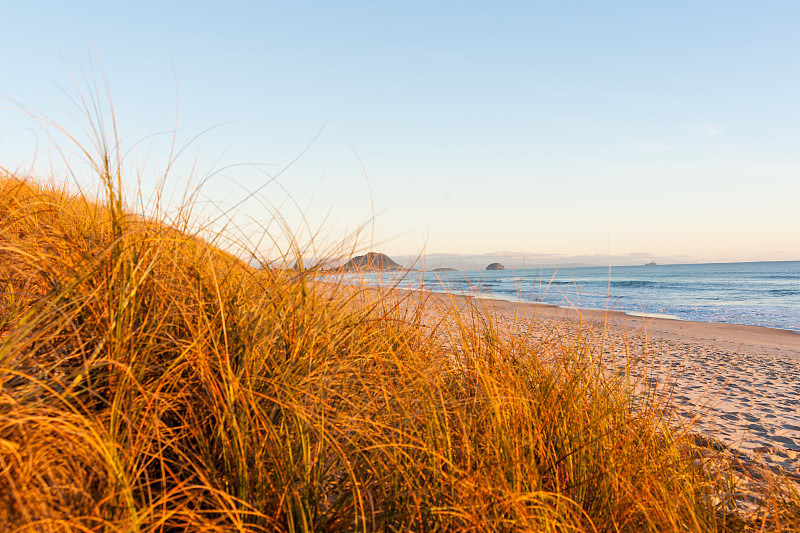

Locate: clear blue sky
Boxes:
[2,1,799,266]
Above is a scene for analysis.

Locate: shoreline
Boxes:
[330,262,800,334]
[388,286,800,359]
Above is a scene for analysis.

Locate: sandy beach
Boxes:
[383,288,800,478]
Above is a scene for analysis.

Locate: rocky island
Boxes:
[339,252,405,272]
[485,263,506,271]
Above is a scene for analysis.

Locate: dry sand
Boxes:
[386,288,800,478]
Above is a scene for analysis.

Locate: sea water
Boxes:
[345,261,800,332]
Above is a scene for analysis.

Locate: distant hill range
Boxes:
[339,252,405,272]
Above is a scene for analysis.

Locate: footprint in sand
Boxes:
[770,435,799,450]
[745,423,768,434]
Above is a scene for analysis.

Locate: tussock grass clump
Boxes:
[0,172,796,532]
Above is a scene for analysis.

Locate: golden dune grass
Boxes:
[0,166,798,532]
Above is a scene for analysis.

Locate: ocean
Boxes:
[344,261,800,332]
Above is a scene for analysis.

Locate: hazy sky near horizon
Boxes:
[1,1,799,265]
